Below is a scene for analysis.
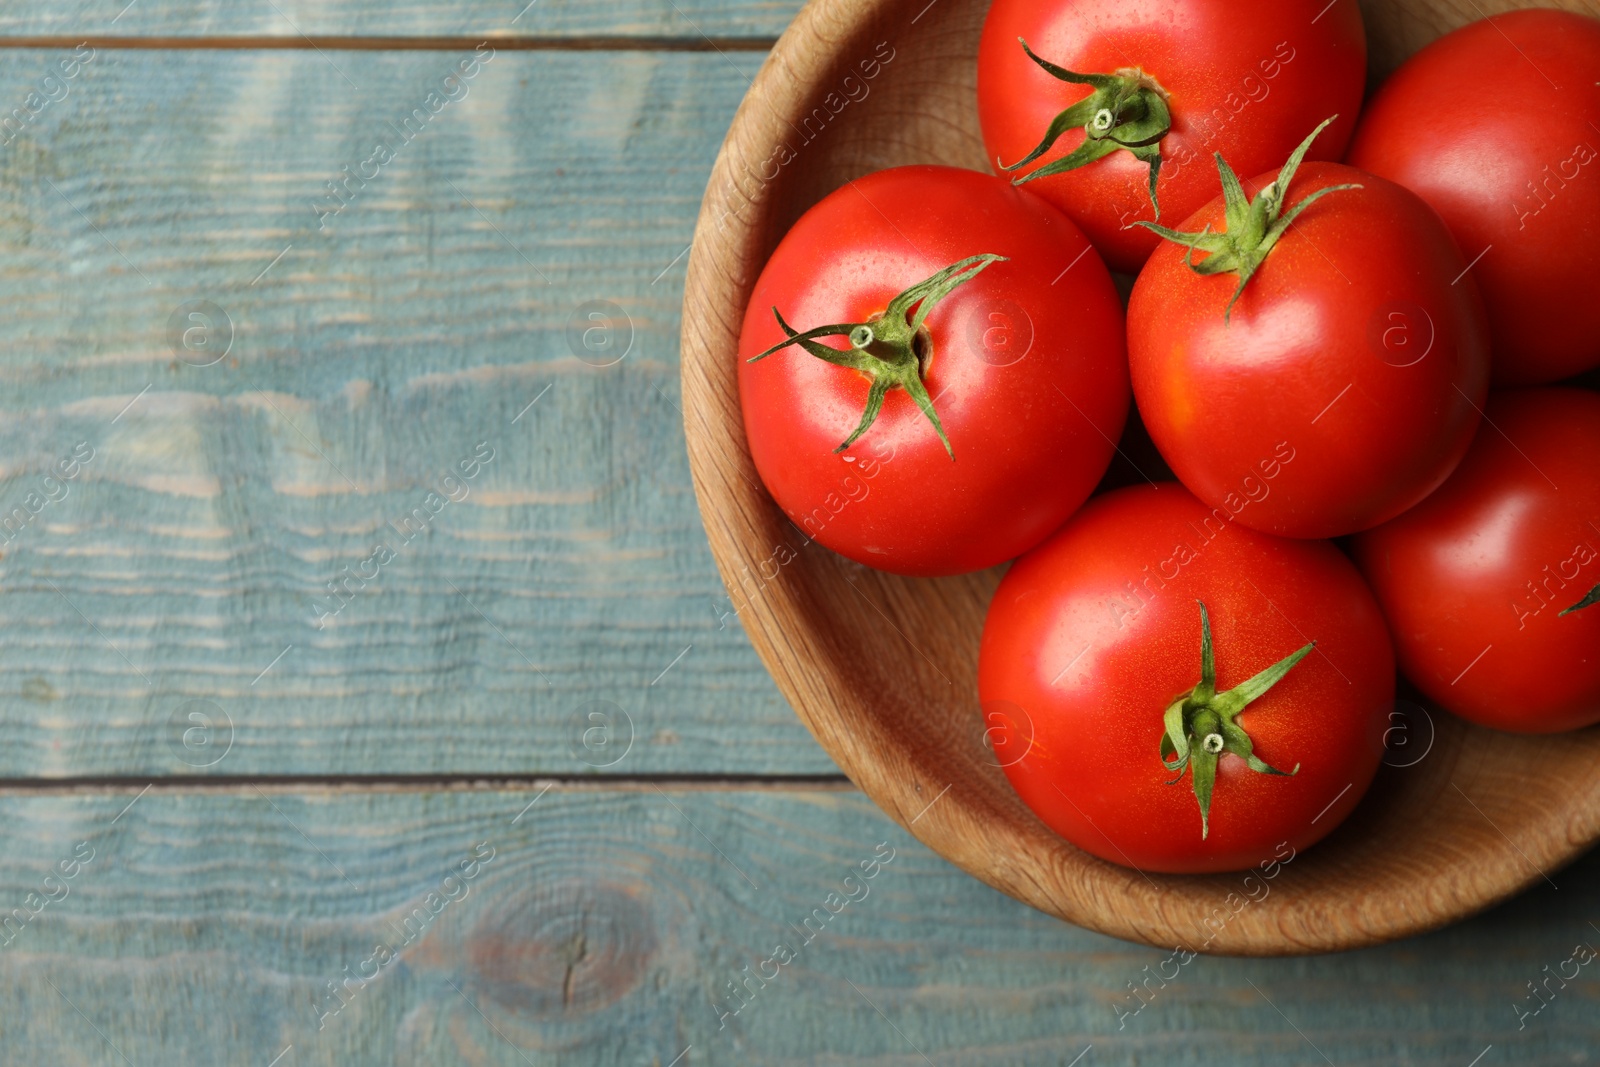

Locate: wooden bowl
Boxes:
[680,0,1600,954]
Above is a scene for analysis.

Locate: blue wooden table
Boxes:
[0,2,1594,1063]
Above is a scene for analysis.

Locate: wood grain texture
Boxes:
[1356,0,1600,79]
[0,783,1595,1065]
[680,0,1600,954]
[0,5,1592,1061]
[0,47,843,777]
[0,0,799,40]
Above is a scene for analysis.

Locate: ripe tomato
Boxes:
[979,484,1393,874]
[977,0,1365,273]
[738,166,1128,576]
[1127,124,1490,540]
[1348,10,1600,385]
[1351,388,1600,734]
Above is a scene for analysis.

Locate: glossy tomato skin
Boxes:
[738,166,1129,576]
[1351,389,1600,733]
[1348,10,1600,385]
[979,484,1393,873]
[977,0,1365,273]
[1128,163,1491,540]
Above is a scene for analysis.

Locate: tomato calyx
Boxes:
[748,253,1007,459]
[1160,601,1311,839]
[999,39,1171,218]
[1562,583,1600,616]
[1138,116,1360,322]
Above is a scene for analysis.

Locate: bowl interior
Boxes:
[680,0,1600,954]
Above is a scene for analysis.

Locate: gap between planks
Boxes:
[0,773,854,797]
[0,34,777,51]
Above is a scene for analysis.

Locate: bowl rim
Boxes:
[678,0,1600,956]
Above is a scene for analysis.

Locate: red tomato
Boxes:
[979,484,1394,874]
[1348,10,1600,385]
[1128,147,1491,539]
[738,166,1128,576]
[1351,388,1600,734]
[977,0,1365,273]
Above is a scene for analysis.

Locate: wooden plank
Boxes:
[0,0,798,40]
[0,47,842,777]
[0,783,1593,1064]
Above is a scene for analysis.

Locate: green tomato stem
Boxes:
[1159,601,1311,839]
[1136,116,1359,323]
[746,253,1007,459]
[1561,582,1600,616]
[1000,39,1172,218]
